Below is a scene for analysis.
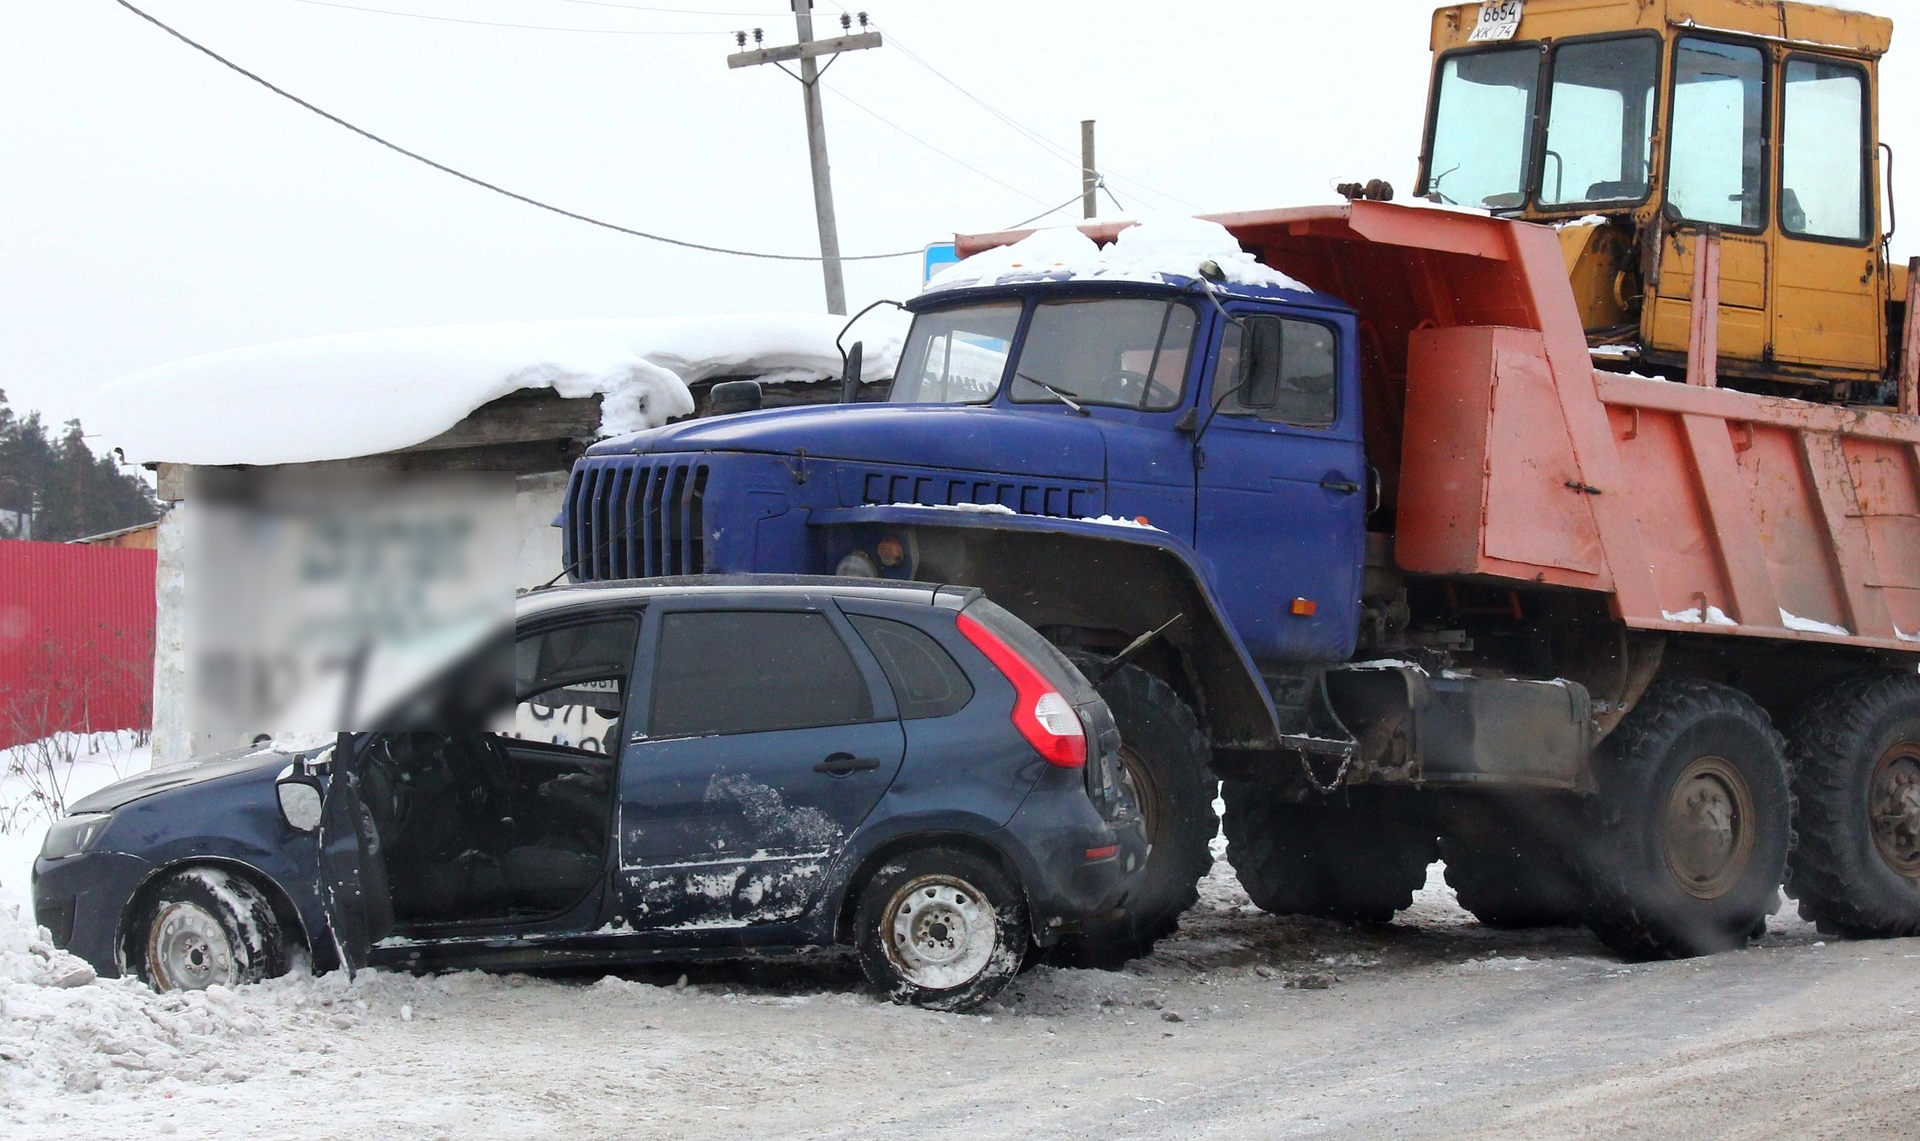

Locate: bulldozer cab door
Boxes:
[1651,34,1886,381]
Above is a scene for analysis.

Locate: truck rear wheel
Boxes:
[1577,679,1790,959]
[1052,658,1214,966]
[1223,783,1437,923]
[1440,826,1582,929]
[1786,672,1920,938]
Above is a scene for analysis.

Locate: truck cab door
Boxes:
[314,733,394,974]
[1194,310,1366,662]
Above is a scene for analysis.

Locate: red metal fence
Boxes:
[0,540,156,750]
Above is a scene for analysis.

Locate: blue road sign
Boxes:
[923,242,960,282]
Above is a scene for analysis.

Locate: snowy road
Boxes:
[8,842,1920,1140]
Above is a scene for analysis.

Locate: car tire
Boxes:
[134,867,288,992]
[1223,782,1437,922]
[1050,656,1214,967]
[854,847,1027,1012]
[1785,672,1920,938]
[1577,679,1791,959]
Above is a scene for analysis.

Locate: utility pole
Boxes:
[729,5,882,315]
[1081,120,1097,220]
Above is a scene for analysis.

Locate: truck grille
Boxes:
[565,459,709,580]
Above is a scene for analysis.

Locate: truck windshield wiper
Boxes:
[1015,373,1089,415]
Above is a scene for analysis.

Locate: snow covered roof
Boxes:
[924,214,1310,296]
[93,313,909,467]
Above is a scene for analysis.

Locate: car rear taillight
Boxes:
[956,613,1086,768]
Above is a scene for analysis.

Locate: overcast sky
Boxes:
[1,0,1911,457]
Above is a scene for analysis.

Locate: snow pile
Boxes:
[927,215,1308,294]
[1780,609,1851,637]
[94,313,910,467]
[1663,605,1738,627]
[1899,628,1919,645]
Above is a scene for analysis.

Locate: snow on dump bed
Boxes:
[927,214,1309,294]
[93,313,909,467]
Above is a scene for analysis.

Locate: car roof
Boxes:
[514,574,980,621]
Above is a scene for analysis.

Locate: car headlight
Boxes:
[41,813,113,860]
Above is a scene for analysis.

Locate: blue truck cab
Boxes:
[562,261,1372,955]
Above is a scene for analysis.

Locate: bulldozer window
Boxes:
[1538,36,1659,208]
[1668,39,1767,230]
[1781,57,1870,244]
[1424,45,1541,211]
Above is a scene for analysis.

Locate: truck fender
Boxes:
[809,505,1284,752]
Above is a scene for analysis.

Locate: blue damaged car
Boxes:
[31,576,1146,1011]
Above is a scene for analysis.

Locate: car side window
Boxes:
[649,611,874,738]
[1216,316,1338,426]
[848,615,974,720]
[510,616,639,756]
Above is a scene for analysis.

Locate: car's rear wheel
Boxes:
[134,867,288,991]
[854,848,1026,1012]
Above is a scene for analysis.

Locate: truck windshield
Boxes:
[890,302,1021,404]
[1426,45,1541,210]
[1008,297,1196,411]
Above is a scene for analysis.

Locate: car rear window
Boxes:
[848,615,974,720]
[959,597,1097,702]
[650,611,873,738]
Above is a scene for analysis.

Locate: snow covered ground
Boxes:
[5,744,1915,1139]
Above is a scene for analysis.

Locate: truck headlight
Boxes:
[836,550,880,578]
[41,813,112,860]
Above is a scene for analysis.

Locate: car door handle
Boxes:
[814,753,882,776]
[1320,477,1362,495]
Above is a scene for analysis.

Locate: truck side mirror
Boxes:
[841,341,865,404]
[708,380,764,416]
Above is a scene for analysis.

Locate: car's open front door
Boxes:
[316,732,394,974]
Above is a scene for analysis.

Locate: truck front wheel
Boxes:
[1786,672,1920,938]
[1577,679,1790,959]
[1053,658,1215,966]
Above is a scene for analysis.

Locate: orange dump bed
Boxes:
[960,203,1920,653]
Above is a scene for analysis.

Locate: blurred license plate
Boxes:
[1469,0,1524,42]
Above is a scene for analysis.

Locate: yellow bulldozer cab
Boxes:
[1419,0,1899,396]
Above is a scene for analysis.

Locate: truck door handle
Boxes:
[1320,477,1362,495]
[814,753,881,776]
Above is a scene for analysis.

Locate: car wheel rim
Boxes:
[1660,755,1756,900]
[883,874,997,991]
[147,901,237,991]
[1869,742,1920,878]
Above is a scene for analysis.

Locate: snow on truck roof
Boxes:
[923,214,1319,299]
[93,312,909,467]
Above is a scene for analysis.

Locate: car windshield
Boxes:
[890,302,1021,404]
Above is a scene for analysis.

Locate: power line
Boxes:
[822,83,1056,209]
[281,0,737,35]
[110,0,919,263]
[877,28,1202,212]
[542,0,789,14]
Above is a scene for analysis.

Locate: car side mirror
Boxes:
[276,776,325,832]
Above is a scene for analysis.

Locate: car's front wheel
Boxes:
[134,867,288,991]
[854,848,1027,1012]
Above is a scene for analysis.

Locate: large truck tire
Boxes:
[1439,829,1582,929]
[1785,672,1920,938]
[1050,658,1214,967]
[1222,782,1437,923]
[1577,679,1791,959]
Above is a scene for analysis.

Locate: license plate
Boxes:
[1468,0,1524,42]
